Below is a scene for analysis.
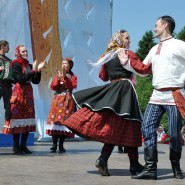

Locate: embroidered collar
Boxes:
[160,37,173,42]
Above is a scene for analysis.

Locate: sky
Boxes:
[112,0,185,52]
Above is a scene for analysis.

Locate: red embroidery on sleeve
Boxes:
[99,64,109,81]
[128,51,152,74]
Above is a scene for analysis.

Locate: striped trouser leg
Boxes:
[142,104,165,149]
[164,105,182,152]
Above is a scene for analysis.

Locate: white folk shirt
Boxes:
[143,38,185,105]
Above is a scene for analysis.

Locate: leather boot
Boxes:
[12,134,22,154]
[50,135,58,152]
[131,148,158,180]
[21,133,32,154]
[118,146,124,153]
[127,147,144,175]
[59,135,66,153]
[95,143,114,176]
[129,159,144,175]
[21,145,32,154]
[124,147,128,153]
[170,149,183,179]
[95,157,110,176]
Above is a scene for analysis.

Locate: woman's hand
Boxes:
[55,68,62,78]
[38,60,46,71]
[66,74,71,79]
[61,65,67,77]
[32,60,38,71]
[118,49,129,66]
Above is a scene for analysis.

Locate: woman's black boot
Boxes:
[95,157,110,176]
[59,135,66,153]
[127,147,144,175]
[95,143,114,176]
[13,134,22,154]
[50,135,58,152]
[21,132,32,154]
[118,146,124,153]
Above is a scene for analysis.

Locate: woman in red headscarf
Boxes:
[46,58,77,153]
[2,45,46,154]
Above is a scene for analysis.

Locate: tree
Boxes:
[136,75,153,114]
[176,26,185,41]
[135,31,156,113]
[135,30,156,61]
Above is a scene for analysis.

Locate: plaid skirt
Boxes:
[63,107,142,147]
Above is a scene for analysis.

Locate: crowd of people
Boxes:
[0,15,185,180]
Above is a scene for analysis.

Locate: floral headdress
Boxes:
[90,30,125,67]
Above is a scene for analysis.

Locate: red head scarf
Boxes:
[64,58,74,70]
[11,45,29,67]
[63,58,74,75]
[15,45,25,58]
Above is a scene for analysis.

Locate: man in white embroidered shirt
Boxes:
[119,15,185,180]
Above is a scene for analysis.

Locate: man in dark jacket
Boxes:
[0,40,12,122]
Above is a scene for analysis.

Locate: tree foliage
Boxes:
[135,30,156,61]
[176,26,185,41]
[135,30,156,114]
[136,75,152,113]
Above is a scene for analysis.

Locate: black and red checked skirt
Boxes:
[63,80,143,147]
